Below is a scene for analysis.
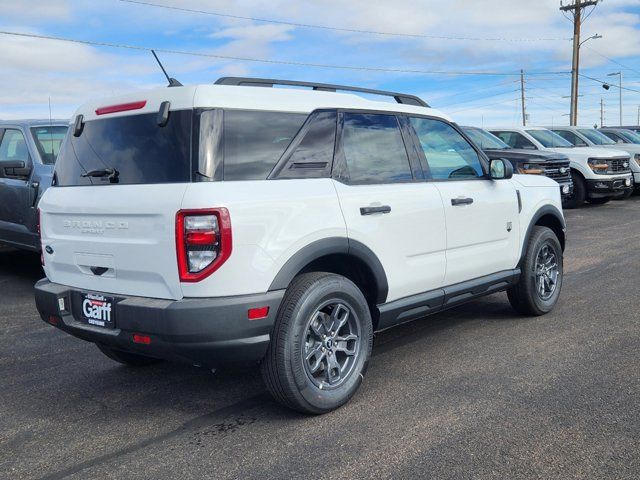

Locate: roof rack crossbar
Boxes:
[214,77,429,107]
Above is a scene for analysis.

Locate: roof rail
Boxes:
[214,77,429,107]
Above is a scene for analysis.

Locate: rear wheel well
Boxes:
[535,214,565,251]
[298,254,380,329]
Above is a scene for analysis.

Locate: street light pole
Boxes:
[608,72,622,125]
[560,1,601,126]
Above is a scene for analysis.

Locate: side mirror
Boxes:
[490,158,513,180]
[0,159,32,179]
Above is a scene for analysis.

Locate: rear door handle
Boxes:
[360,205,391,216]
[451,197,474,206]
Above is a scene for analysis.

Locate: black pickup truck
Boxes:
[462,126,573,203]
[0,119,68,251]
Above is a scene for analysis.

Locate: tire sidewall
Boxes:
[284,276,373,412]
[563,171,585,209]
[524,229,563,313]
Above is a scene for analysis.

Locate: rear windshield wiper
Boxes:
[81,167,119,183]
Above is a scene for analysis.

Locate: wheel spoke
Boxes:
[309,313,327,339]
[328,304,349,334]
[325,354,341,384]
[335,335,358,356]
[308,350,326,374]
[305,343,322,361]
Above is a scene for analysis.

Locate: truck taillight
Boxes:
[176,208,232,282]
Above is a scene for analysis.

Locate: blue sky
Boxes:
[1,0,639,127]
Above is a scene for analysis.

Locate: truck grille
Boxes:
[543,160,572,183]
[607,157,631,173]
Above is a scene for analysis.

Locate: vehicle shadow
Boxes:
[0,247,43,285]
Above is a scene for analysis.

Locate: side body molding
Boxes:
[268,237,389,304]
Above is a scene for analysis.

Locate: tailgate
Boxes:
[39,184,188,300]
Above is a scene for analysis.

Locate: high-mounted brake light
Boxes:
[176,208,232,282]
[95,101,147,116]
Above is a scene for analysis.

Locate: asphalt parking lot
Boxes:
[1,198,639,480]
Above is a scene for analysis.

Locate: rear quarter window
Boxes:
[221,110,307,180]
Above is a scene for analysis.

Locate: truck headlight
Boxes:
[588,158,609,173]
[517,163,544,175]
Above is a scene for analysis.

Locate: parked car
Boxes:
[461,126,573,203]
[599,128,640,194]
[490,126,632,208]
[549,126,640,198]
[0,120,68,251]
[35,78,566,414]
[603,125,640,134]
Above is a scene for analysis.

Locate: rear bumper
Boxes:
[586,176,632,198]
[34,279,284,368]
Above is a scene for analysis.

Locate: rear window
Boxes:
[55,111,192,186]
[31,126,68,165]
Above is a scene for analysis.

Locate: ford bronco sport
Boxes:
[35,78,566,414]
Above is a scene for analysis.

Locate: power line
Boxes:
[579,73,640,94]
[437,88,521,108]
[448,97,520,114]
[583,46,640,76]
[118,0,571,43]
[0,30,571,77]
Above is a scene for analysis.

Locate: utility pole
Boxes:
[560,0,600,126]
[520,69,526,126]
[600,97,604,127]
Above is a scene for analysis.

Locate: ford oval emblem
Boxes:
[559,167,567,174]
[45,245,54,254]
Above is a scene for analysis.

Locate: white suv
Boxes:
[490,126,632,208]
[35,78,566,414]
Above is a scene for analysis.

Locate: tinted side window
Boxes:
[0,129,29,162]
[340,113,412,184]
[409,117,484,180]
[492,131,536,150]
[223,110,307,180]
[553,130,586,146]
[274,111,336,179]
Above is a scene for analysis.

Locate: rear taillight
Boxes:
[176,208,232,282]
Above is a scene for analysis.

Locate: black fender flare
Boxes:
[519,205,566,263]
[268,237,389,304]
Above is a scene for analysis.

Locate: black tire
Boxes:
[562,171,586,209]
[261,272,373,414]
[508,226,563,316]
[586,196,611,205]
[96,344,162,367]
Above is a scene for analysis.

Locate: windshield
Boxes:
[526,129,573,148]
[462,127,510,150]
[618,129,640,144]
[577,129,616,145]
[30,126,68,165]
